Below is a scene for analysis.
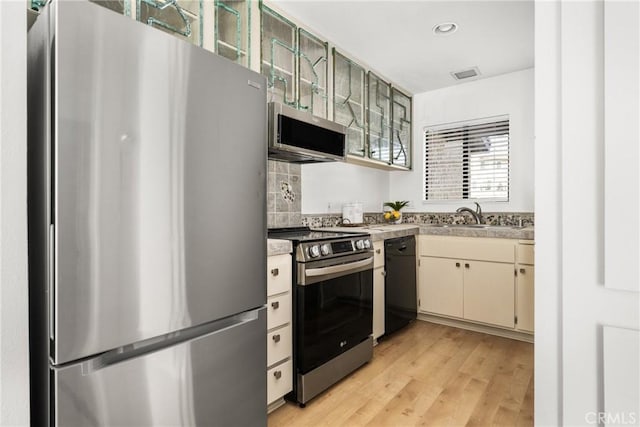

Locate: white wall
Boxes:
[0,1,30,426]
[390,68,534,213]
[302,161,389,214]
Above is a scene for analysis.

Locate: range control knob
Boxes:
[355,240,365,250]
[320,243,331,256]
[363,239,371,249]
[309,245,321,258]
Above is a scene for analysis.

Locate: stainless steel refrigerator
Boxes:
[27,1,268,425]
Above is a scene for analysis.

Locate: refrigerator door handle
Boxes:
[79,308,263,375]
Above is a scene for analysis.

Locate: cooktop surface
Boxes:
[267,226,368,242]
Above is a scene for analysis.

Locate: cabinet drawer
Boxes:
[420,235,515,263]
[267,293,291,330]
[373,241,384,268]
[516,243,535,265]
[267,325,292,367]
[267,254,292,296]
[267,359,292,405]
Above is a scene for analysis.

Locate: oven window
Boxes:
[296,270,373,374]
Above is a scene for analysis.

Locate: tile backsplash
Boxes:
[267,160,301,228]
[302,211,535,227]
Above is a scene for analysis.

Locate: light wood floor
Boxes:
[268,321,534,427]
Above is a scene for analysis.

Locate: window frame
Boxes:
[423,115,510,203]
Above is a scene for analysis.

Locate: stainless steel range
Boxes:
[268,227,374,406]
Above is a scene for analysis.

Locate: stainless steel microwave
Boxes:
[268,102,347,163]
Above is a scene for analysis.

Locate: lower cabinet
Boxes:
[515,241,535,333]
[463,260,515,328]
[418,235,531,333]
[418,256,514,328]
[266,253,293,409]
[418,257,463,317]
[372,241,385,340]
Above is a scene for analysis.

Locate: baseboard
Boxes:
[267,398,287,414]
[417,313,534,343]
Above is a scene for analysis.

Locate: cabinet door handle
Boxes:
[271,268,279,276]
[376,249,381,254]
[455,262,460,267]
[465,263,470,269]
[271,301,280,309]
[273,370,282,380]
[272,334,281,343]
[519,268,526,274]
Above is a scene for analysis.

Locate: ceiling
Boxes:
[270,0,534,94]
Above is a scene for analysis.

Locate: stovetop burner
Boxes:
[267,226,368,243]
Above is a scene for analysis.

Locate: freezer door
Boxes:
[52,2,267,364]
[54,308,266,426]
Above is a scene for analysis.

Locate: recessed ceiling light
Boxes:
[433,22,458,35]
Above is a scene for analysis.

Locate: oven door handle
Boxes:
[305,257,373,278]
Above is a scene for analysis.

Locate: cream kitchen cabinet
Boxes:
[266,253,292,410]
[463,260,515,328]
[515,241,535,333]
[418,256,463,317]
[372,241,385,340]
[418,235,517,330]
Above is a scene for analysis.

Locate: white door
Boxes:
[536,1,640,426]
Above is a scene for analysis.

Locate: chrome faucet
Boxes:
[456,202,483,224]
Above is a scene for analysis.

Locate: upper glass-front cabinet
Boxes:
[261,6,297,107]
[260,5,328,118]
[367,72,391,163]
[333,49,366,156]
[391,88,412,168]
[214,0,251,67]
[137,0,202,46]
[297,29,328,119]
[32,0,132,15]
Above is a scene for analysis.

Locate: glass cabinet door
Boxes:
[89,0,132,15]
[261,6,296,107]
[333,50,366,157]
[297,29,328,119]
[391,88,412,168]
[137,0,202,46]
[367,72,391,163]
[214,0,250,67]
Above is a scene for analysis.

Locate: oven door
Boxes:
[295,252,373,374]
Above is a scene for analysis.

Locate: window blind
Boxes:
[424,117,509,201]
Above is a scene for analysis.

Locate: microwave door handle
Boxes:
[305,257,373,279]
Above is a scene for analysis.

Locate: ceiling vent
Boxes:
[451,67,481,80]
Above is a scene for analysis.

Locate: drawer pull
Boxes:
[465,263,470,269]
[455,262,460,267]
[520,268,526,274]
[272,334,281,343]
[273,370,282,380]
[376,249,381,254]
[271,301,280,309]
[270,268,279,277]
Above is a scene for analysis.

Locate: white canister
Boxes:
[342,202,364,224]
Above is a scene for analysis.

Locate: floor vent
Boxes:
[451,67,481,80]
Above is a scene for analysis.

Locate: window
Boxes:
[424,117,509,201]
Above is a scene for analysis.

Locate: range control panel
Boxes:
[297,237,372,262]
